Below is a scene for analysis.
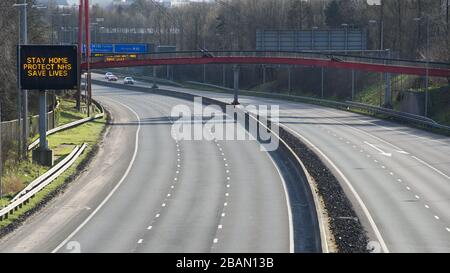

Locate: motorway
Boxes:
[0,80,321,253]
[104,75,450,253]
[1,73,449,253]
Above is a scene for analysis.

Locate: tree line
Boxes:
[1,0,449,121]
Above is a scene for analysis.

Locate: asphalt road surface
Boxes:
[0,82,304,253]
[105,75,450,253]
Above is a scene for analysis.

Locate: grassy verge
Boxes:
[0,99,106,230]
[58,98,87,125]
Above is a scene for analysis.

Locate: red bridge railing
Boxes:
[83,51,450,78]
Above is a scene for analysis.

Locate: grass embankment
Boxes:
[428,85,450,126]
[181,80,450,136]
[355,74,416,106]
[0,98,106,229]
[58,99,87,125]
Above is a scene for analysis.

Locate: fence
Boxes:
[1,104,58,145]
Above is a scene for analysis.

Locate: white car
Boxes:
[124,77,135,85]
[104,72,113,79]
[107,74,118,81]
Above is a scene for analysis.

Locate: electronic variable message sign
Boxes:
[19,45,78,90]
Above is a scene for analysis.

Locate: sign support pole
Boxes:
[32,91,53,166]
[39,91,48,152]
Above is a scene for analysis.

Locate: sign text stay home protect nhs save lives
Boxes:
[23,57,72,77]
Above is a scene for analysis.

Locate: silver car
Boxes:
[124,77,135,85]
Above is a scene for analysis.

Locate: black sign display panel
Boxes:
[19,45,78,90]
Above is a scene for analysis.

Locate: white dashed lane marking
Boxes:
[326,129,446,231]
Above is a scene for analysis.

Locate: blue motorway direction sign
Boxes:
[82,43,151,54]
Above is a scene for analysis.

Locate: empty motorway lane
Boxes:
[0,83,318,253]
[113,77,450,253]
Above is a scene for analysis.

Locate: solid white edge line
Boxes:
[411,156,450,180]
[230,112,296,253]
[51,100,141,253]
[245,114,313,254]
[266,149,296,254]
[279,123,389,253]
[318,108,450,180]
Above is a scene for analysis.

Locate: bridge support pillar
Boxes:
[321,67,324,98]
[384,72,392,108]
[287,66,291,95]
[232,65,240,105]
[262,65,266,85]
[351,70,355,101]
[222,64,226,87]
[152,66,158,89]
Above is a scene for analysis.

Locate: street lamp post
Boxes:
[342,23,356,100]
[368,19,384,51]
[311,26,318,50]
[414,17,430,117]
[12,1,28,160]
[12,2,48,160]
[90,22,98,44]
[341,23,349,53]
[60,13,71,45]
[96,17,105,43]
[369,19,388,106]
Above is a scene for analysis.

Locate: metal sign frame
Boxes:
[19,45,79,90]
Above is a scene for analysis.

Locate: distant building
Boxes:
[159,0,172,8]
[112,0,133,7]
[172,0,190,6]
[36,0,69,6]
